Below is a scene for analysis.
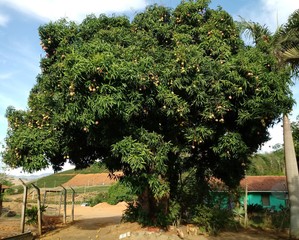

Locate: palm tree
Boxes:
[239,10,299,238]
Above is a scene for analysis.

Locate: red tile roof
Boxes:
[240,176,287,192]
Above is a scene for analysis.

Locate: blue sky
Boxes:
[0,0,299,175]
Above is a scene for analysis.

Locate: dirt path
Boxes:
[40,202,129,240]
[39,202,288,240]
[0,201,289,240]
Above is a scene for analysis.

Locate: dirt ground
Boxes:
[0,201,290,240]
[62,172,122,187]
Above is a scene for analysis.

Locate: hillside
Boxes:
[63,172,122,187]
[7,163,110,189]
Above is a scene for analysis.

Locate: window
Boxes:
[261,193,270,206]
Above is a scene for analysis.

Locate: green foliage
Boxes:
[107,182,136,205]
[32,173,75,188]
[123,201,170,227]
[28,162,107,188]
[247,203,265,214]
[0,174,15,195]
[0,173,13,187]
[86,192,109,207]
[269,206,290,229]
[25,205,47,225]
[248,207,290,230]
[248,150,285,176]
[85,182,135,206]
[167,200,181,225]
[1,0,295,226]
[192,205,235,235]
[122,202,150,226]
[70,161,107,173]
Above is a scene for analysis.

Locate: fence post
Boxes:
[19,179,28,233]
[0,184,2,217]
[31,183,42,236]
[70,187,75,222]
[43,191,47,206]
[60,185,67,224]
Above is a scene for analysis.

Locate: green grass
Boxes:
[31,173,75,188]
[62,163,108,174]
[72,185,111,194]
[7,163,111,195]
[31,163,108,188]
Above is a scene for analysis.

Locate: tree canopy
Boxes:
[1,0,294,225]
[247,150,285,176]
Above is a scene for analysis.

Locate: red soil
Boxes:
[62,172,123,187]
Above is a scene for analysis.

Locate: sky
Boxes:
[0,0,299,176]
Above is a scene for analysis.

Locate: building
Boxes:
[240,176,287,210]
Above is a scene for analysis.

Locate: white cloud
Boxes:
[260,121,283,153]
[0,12,9,26]
[0,0,147,22]
[240,0,299,32]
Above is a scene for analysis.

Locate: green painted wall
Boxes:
[212,191,287,211]
[245,192,287,210]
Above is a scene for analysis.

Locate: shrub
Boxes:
[107,182,136,205]
[25,205,47,225]
[247,204,264,214]
[248,206,290,230]
[192,205,236,235]
[269,206,290,229]
[86,192,108,207]
[86,182,136,207]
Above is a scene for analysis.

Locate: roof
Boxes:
[240,176,287,192]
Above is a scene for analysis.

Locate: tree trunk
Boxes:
[283,114,299,239]
[0,184,2,216]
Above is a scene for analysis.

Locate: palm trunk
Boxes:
[283,114,299,239]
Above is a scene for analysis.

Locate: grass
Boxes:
[62,163,108,174]
[39,185,111,205]
[7,163,111,195]
[32,163,108,188]
[31,174,75,188]
[72,185,111,194]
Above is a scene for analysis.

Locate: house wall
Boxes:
[247,192,286,210]
[212,191,287,211]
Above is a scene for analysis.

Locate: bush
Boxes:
[107,182,136,205]
[269,206,289,229]
[192,205,236,235]
[122,201,170,227]
[247,204,265,214]
[122,202,149,226]
[86,192,108,207]
[248,206,290,230]
[25,205,47,225]
[86,182,136,207]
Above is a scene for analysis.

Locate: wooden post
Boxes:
[70,187,75,222]
[58,190,63,216]
[244,174,248,228]
[43,191,47,206]
[0,183,2,216]
[31,183,42,236]
[60,186,67,224]
[19,179,28,233]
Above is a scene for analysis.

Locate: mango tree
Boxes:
[2,0,294,225]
